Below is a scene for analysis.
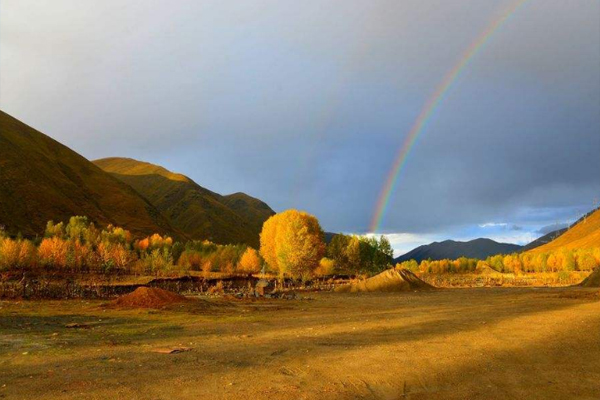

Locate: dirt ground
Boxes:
[1,287,599,400]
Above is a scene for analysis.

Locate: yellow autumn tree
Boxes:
[0,238,21,271]
[238,247,262,274]
[315,257,335,276]
[259,210,325,280]
[38,237,69,269]
[260,216,279,272]
[345,236,362,273]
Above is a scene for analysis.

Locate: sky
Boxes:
[1,0,599,256]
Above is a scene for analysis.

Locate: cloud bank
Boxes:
[1,0,598,248]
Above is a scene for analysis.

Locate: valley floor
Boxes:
[1,287,599,399]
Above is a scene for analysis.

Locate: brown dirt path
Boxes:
[0,287,599,399]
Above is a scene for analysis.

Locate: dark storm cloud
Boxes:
[1,0,598,238]
[537,223,569,235]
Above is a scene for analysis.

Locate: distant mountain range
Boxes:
[395,238,522,263]
[0,110,274,246]
[396,205,600,262]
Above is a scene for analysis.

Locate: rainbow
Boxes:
[370,0,530,233]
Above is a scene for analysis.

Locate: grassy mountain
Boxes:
[521,227,568,252]
[94,157,275,247]
[221,192,275,234]
[395,238,522,263]
[0,110,180,238]
[527,207,600,253]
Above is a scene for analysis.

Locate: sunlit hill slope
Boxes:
[94,157,274,247]
[0,110,180,238]
[528,207,600,253]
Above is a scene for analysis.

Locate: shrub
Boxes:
[178,250,204,271]
[207,281,224,295]
[0,238,20,271]
[142,248,173,276]
[201,260,213,277]
[238,248,261,274]
[38,237,69,269]
[315,257,336,276]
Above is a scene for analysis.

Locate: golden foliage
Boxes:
[259,209,325,280]
[69,240,92,271]
[0,217,252,277]
[38,237,69,269]
[398,247,599,275]
[201,260,213,276]
[315,257,336,276]
[135,233,172,252]
[529,207,600,252]
[178,250,204,271]
[238,247,261,274]
[0,238,20,269]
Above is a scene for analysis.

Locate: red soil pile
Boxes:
[112,287,189,308]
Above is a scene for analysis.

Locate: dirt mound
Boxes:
[335,268,434,293]
[112,287,189,308]
[580,268,600,287]
[476,264,503,277]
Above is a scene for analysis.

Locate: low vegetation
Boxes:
[326,232,394,275]
[396,249,600,287]
[397,248,600,275]
[1,211,596,296]
[0,212,394,286]
[0,216,247,278]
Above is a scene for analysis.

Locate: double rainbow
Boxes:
[370,0,531,233]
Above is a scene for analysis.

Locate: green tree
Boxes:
[45,221,65,239]
[373,235,393,272]
[327,234,351,272]
[345,236,362,273]
[66,216,90,242]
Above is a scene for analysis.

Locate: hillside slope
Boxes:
[395,238,522,263]
[221,192,275,234]
[0,110,179,238]
[528,207,600,253]
[94,157,274,247]
[521,227,568,252]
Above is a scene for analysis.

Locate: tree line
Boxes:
[0,211,394,280]
[396,248,600,275]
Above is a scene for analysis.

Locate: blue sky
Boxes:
[1,0,599,256]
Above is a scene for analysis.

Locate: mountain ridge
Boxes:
[0,110,182,239]
[521,228,568,252]
[94,157,275,247]
[395,238,522,263]
[527,207,600,253]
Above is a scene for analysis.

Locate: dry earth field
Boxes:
[1,287,599,399]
